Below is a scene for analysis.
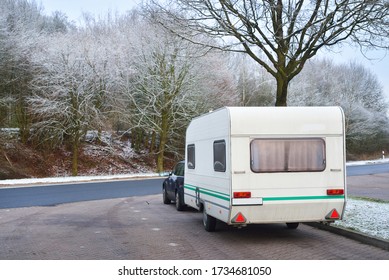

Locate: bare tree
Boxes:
[29,32,109,176]
[121,17,237,172]
[0,0,45,141]
[147,0,389,106]
[0,0,73,138]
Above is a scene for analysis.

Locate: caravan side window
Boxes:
[187,144,195,169]
[250,138,326,173]
[213,140,226,172]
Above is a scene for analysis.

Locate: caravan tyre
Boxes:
[203,208,216,232]
[286,222,299,229]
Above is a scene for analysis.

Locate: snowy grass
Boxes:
[0,173,163,187]
[334,197,389,240]
[346,158,389,166]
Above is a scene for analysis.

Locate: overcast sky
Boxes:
[39,0,388,99]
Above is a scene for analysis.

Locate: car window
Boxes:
[174,162,185,176]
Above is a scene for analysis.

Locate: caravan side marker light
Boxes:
[327,189,344,196]
[233,192,251,199]
[232,212,247,223]
[325,209,340,220]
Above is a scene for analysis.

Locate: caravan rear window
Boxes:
[250,138,326,173]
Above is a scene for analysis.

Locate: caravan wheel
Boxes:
[286,222,299,229]
[203,208,216,232]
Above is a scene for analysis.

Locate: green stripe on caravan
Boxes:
[184,184,230,201]
[185,184,344,202]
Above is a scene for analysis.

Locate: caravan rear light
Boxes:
[233,192,251,199]
[327,189,344,196]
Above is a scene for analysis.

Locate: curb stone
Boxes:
[305,222,389,251]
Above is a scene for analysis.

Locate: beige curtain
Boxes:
[251,139,325,172]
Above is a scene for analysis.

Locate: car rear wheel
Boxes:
[162,186,170,204]
[203,208,216,232]
[175,191,185,211]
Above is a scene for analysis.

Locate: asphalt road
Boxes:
[347,173,389,201]
[346,162,389,176]
[0,178,164,209]
[346,163,389,201]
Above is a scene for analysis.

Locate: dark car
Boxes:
[162,160,186,211]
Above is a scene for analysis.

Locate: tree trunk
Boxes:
[72,138,79,176]
[150,131,156,153]
[16,97,30,144]
[156,110,169,173]
[275,74,289,107]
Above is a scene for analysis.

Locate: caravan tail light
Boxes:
[327,189,344,196]
[233,192,251,199]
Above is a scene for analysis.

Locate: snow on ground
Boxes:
[0,160,388,241]
[346,158,389,166]
[0,172,163,187]
[334,198,389,240]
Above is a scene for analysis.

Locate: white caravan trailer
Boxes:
[184,107,346,231]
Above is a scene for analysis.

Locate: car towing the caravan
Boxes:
[181,106,346,231]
